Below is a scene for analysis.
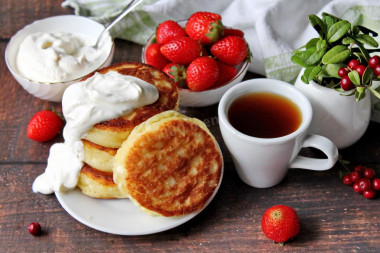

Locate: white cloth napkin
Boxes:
[62,0,380,119]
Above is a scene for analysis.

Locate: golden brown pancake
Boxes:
[113,111,223,217]
[82,62,179,148]
[77,62,178,199]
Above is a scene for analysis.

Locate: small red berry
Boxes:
[348,59,360,70]
[355,65,366,76]
[354,165,366,175]
[363,189,376,199]
[358,178,372,192]
[368,55,380,69]
[363,168,376,180]
[353,183,362,193]
[374,65,380,77]
[338,67,349,78]
[340,76,354,91]
[28,222,41,236]
[350,171,362,183]
[372,178,380,191]
[343,174,353,186]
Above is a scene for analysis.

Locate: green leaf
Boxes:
[369,87,380,100]
[307,65,322,81]
[316,39,327,50]
[323,15,336,31]
[348,70,361,86]
[291,55,310,68]
[342,37,355,45]
[355,87,366,101]
[322,12,340,22]
[300,46,327,65]
[309,14,327,37]
[353,52,366,64]
[322,45,351,64]
[301,74,309,84]
[354,34,379,48]
[305,38,320,49]
[352,25,360,35]
[327,20,351,43]
[357,25,378,37]
[356,41,371,61]
[324,63,346,78]
[362,67,373,85]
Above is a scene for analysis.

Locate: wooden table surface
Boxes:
[1,1,380,252]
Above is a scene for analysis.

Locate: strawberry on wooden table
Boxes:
[185,11,224,45]
[160,37,202,65]
[156,20,187,44]
[211,35,249,65]
[186,56,219,91]
[27,110,64,142]
[261,205,300,244]
[145,43,170,70]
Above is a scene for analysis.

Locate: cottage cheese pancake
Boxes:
[76,62,179,199]
[113,111,223,217]
[82,62,179,148]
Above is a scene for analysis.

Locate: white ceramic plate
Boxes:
[55,162,223,235]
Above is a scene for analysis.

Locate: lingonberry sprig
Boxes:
[292,12,380,102]
[341,164,379,199]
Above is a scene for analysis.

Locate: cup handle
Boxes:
[289,134,339,171]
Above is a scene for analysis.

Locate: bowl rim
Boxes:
[4,14,115,85]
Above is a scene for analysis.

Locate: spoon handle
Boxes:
[95,0,144,47]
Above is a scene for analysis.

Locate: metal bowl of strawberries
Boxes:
[141,12,250,107]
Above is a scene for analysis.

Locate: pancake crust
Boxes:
[114,111,223,217]
[78,163,128,199]
[82,62,179,148]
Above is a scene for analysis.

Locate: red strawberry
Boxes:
[211,35,249,65]
[262,205,300,244]
[156,20,187,44]
[186,56,219,91]
[27,110,64,142]
[185,11,224,45]
[214,61,238,87]
[160,37,201,65]
[145,43,170,70]
[162,63,187,88]
[223,28,244,37]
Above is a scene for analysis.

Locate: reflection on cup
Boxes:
[218,78,339,188]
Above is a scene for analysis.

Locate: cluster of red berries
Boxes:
[342,165,380,199]
[338,55,380,91]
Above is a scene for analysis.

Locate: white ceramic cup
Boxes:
[218,78,339,188]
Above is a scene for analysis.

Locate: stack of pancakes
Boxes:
[77,62,179,199]
[76,62,223,217]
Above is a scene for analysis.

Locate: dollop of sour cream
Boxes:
[16,32,112,83]
[32,71,159,194]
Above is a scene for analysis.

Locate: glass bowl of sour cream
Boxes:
[5,15,115,102]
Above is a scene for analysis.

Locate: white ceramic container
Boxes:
[294,70,371,149]
[5,15,115,102]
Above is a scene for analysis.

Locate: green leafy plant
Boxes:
[292,12,380,101]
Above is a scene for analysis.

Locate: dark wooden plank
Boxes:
[1,0,73,40]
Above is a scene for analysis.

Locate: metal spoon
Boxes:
[94,0,144,48]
